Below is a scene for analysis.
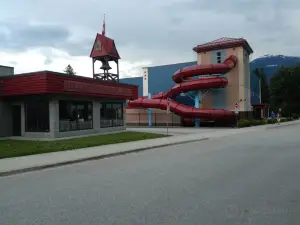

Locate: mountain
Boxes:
[250,55,300,84]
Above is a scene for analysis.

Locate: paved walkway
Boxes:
[127,127,228,136]
[0,120,299,176]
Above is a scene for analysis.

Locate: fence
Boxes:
[126,112,181,127]
[59,120,93,132]
[100,119,124,128]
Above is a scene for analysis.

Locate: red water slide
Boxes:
[128,55,238,120]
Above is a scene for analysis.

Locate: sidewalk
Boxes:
[0,120,299,176]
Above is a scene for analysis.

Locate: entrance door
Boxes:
[12,105,21,136]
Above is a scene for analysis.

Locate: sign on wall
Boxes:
[64,80,133,97]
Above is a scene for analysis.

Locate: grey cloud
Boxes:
[44,57,53,65]
[63,41,93,57]
[163,0,300,14]
[9,61,17,66]
[169,17,185,25]
[0,22,70,52]
[1,0,300,67]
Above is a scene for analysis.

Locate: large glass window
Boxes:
[59,100,93,132]
[100,102,124,128]
[25,100,50,132]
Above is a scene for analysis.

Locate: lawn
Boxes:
[0,131,168,159]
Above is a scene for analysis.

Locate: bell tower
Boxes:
[90,33,120,83]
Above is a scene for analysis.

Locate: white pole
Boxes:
[166,99,169,135]
[166,98,170,135]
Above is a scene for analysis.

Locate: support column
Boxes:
[49,100,59,138]
[93,100,101,129]
[21,103,25,136]
[148,93,152,126]
[194,91,200,127]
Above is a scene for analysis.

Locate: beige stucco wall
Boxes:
[195,46,251,112]
[236,47,251,112]
[236,47,246,111]
[197,51,212,65]
[226,47,240,111]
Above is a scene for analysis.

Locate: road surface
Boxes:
[1,124,300,225]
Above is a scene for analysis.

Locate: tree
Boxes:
[253,68,269,103]
[269,64,300,116]
[64,64,76,75]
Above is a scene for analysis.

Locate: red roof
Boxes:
[90,33,120,59]
[193,37,253,54]
[0,71,137,99]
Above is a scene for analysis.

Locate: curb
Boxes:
[0,138,209,177]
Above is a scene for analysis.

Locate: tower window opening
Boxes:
[217,52,222,63]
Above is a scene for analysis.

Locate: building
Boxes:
[122,62,197,126]
[0,65,14,76]
[121,37,263,126]
[0,34,138,139]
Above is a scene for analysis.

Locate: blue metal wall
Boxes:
[147,61,197,106]
[148,61,197,95]
[250,70,261,104]
[120,77,143,96]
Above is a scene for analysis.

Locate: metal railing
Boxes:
[126,112,181,127]
[100,119,124,128]
[59,120,93,132]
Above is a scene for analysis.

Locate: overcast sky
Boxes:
[0,0,299,77]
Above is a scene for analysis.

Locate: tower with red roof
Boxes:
[90,33,121,83]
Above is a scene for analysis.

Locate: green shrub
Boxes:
[271,119,277,124]
[238,116,293,128]
[238,120,251,128]
[251,120,261,126]
[260,120,268,125]
[291,114,299,120]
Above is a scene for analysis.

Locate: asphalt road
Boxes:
[1,124,300,225]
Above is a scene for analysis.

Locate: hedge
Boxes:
[238,117,293,128]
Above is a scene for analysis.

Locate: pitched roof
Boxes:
[193,37,253,54]
[90,33,120,59]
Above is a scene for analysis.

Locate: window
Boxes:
[100,102,124,128]
[217,51,222,63]
[59,100,93,132]
[25,100,50,132]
